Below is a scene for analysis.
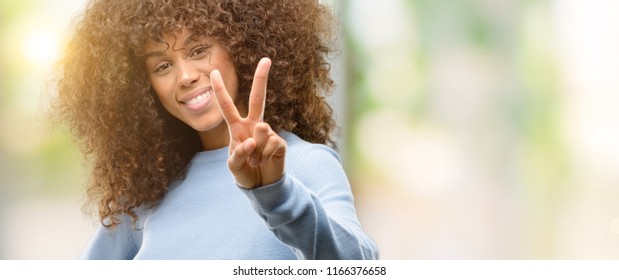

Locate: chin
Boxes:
[187,116,225,132]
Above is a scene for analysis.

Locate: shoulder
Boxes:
[279,131,345,179]
[280,130,342,164]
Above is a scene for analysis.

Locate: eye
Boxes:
[189,44,212,58]
[154,62,172,74]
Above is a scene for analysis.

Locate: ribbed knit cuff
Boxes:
[238,174,293,213]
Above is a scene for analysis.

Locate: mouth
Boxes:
[183,90,212,105]
[179,88,213,111]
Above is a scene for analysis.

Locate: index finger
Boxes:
[247,57,272,121]
[211,69,241,124]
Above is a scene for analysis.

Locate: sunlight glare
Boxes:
[23,30,60,66]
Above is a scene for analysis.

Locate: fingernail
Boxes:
[249,157,258,167]
[244,141,252,152]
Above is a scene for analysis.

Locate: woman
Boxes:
[54,0,378,259]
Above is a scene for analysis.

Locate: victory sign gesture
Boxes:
[210,58,287,189]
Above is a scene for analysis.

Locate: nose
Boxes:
[176,61,200,88]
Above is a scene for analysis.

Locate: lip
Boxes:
[178,87,211,103]
[178,87,213,112]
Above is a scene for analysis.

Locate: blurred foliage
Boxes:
[0,0,85,197]
[342,0,579,258]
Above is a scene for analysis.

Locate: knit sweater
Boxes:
[79,131,378,259]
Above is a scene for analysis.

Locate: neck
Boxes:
[198,122,230,151]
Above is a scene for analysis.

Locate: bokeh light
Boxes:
[22,30,60,66]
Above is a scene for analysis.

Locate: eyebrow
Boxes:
[184,33,205,46]
[143,34,208,59]
[144,50,166,59]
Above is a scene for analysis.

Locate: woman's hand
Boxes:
[211,58,287,189]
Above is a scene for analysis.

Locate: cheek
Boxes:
[226,77,238,100]
[148,79,181,117]
[221,68,239,99]
[149,77,174,103]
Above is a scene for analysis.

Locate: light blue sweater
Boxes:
[79,131,378,259]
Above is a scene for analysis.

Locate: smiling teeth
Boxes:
[185,91,211,105]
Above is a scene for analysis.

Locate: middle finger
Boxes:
[247,58,272,122]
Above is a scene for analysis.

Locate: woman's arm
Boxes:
[240,141,379,260]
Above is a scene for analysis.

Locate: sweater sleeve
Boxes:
[240,144,379,260]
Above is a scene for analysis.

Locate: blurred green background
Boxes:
[2,0,619,259]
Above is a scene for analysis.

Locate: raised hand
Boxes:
[210,58,287,189]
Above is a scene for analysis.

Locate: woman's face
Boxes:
[144,29,239,147]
